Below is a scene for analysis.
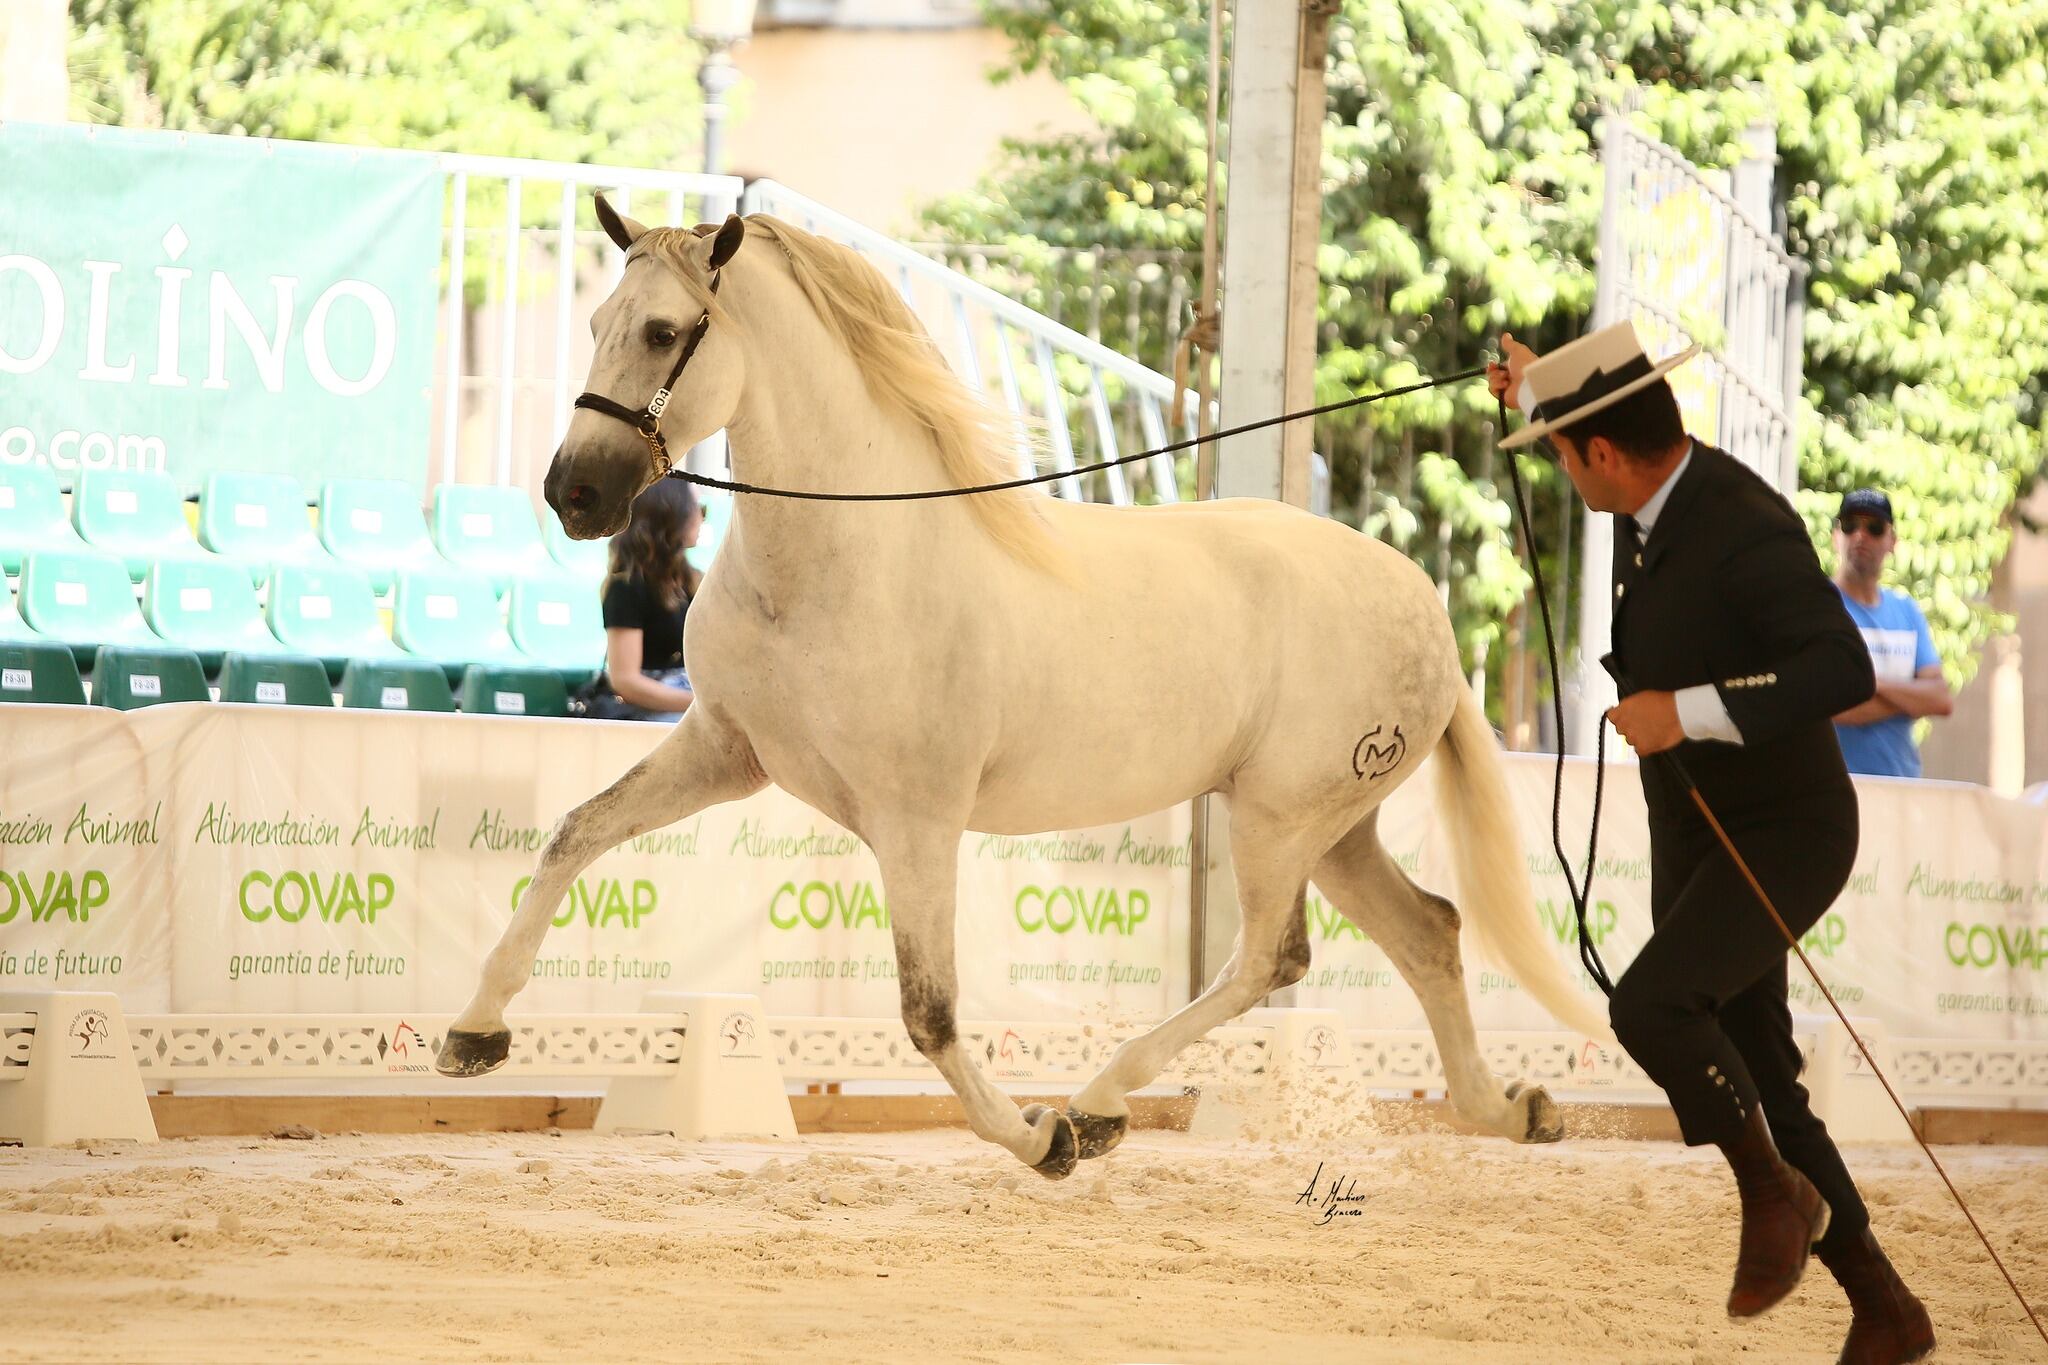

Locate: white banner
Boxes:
[1299,756,2048,1041]
[1,704,2041,1046]
[0,705,1190,1024]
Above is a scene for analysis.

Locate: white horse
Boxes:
[437,199,1610,1177]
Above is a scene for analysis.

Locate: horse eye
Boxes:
[647,324,679,348]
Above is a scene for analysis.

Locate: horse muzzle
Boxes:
[543,447,637,540]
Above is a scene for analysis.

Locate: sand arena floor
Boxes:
[0,1121,2042,1364]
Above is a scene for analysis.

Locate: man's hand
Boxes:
[1608,690,1685,755]
[1486,333,1540,411]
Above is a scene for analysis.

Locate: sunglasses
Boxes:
[1838,516,1891,537]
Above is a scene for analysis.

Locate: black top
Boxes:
[600,570,690,674]
[1604,443,1875,832]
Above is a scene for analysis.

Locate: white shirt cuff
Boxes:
[1517,378,1537,417]
[1676,683,1744,745]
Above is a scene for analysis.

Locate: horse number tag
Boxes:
[55,581,87,606]
[255,681,287,704]
[179,588,212,612]
[234,503,269,528]
[107,490,138,515]
[1,669,28,691]
[425,594,458,621]
[350,509,382,534]
[0,487,14,509]
[461,513,493,537]
[380,686,408,709]
[537,602,571,627]
[131,674,160,697]
[300,596,332,620]
[494,691,525,714]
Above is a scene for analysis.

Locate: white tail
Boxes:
[1434,685,1615,1042]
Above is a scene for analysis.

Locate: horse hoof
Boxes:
[1021,1103,1079,1180]
[1067,1108,1128,1160]
[1506,1080,1563,1143]
[436,1028,512,1078]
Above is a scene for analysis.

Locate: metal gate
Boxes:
[1572,113,1809,751]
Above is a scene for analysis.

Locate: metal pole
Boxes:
[699,47,739,178]
[440,170,469,486]
[553,179,576,448]
[495,176,523,487]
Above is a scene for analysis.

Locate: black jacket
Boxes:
[1602,443,1875,833]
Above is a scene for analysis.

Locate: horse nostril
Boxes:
[564,484,599,512]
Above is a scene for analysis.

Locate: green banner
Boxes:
[0,123,442,495]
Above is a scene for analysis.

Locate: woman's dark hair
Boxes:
[1558,378,1688,462]
[607,478,701,611]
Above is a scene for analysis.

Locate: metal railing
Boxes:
[740,181,1199,505]
[434,156,743,495]
[1593,115,1805,494]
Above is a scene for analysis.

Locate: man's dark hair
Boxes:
[1558,378,1687,462]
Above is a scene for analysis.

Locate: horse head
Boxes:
[547,194,747,539]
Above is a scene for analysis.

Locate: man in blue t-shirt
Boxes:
[1830,489,1953,776]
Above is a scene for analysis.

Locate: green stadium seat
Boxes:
[0,640,86,705]
[317,479,446,594]
[507,576,606,686]
[0,577,39,642]
[432,485,555,594]
[90,644,209,710]
[218,651,335,707]
[542,506,610,580]
[0,464,86,575]
[265,565,402,680]
[199,472,334,586]
[71,469,213,582]
[339,657,456,713]
[391,567,522,679]
[142,559,282,673]
[459,663,570,718]
[18,549,162,665]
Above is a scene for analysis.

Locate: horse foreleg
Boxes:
[436,706,766,1077]
[1313,811,1558,1142]
[1068,826,1313,1157]
[875,827,1079,1179]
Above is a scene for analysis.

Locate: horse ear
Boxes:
[706,214,745,270]
[594,192,647,251]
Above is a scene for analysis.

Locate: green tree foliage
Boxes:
[926,0,2048,706]
[67,2,716,302]
[68,0,704,165]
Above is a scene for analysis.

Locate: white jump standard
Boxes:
[436,198,1608,1175]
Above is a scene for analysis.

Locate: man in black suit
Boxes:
[1489,323,1933,1365]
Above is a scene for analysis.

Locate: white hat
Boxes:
[1499,321,1700,449]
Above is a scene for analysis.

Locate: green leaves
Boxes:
[931,0,2046,714]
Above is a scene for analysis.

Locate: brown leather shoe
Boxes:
[1715,1106,1830,1317]
[1816,1227,1936,1364]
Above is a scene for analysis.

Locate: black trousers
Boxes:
[1608,801,1868,1251]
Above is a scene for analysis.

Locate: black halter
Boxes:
[573,270,723,476]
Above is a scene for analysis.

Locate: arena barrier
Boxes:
[12,991,2035,1148]
[6,703,2046,1044]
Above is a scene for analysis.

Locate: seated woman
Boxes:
[583,480,702,722]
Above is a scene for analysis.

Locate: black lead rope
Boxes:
[657,366,1489,501]
[1497,397,1616,997]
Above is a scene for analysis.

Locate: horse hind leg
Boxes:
[1314,812,1561,1144]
